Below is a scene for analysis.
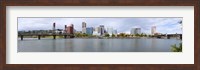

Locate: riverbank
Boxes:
[18,37,181,40]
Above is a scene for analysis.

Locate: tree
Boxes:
[135,33,139,37]
[140,33,144,37]
[131,34,134,37]
[104,33,110,37]
[126,34,130,37]
[117,34,120,37]
[119,33,126,37]
[112,34,115,37]
[171,43,182,52]
[82,33,88,37]
[143,34,147,37]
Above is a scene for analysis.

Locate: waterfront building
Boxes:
[107,27,114,37]
[113,30,117,36]
[82,22,87,33]
[93,31,101,36]
[97,27,101,33]
[55,29,63,34]
[151,26,156,35]
[67,24,74,34]
[131,28,141,34]
[64,25,67,33]
[92,27,96,31]
[82,22,86,28]
[99,25,105,36]
[92,27,101,36]
[86,27,93,35]
[52,22,56,34]
[135,28,141,34]
[82,28,86,33]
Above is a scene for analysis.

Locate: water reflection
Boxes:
[18,38,181,52]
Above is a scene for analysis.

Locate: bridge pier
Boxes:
[53,35,56,39]
[180,35,182,40]
[167,35,170,39]
[38,35,41,40]
[64,35,67,39]
[20,35,23,40]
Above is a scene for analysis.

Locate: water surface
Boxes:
[18,38,181,52]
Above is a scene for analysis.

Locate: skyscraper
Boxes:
[64,25,67,33]
[99,25,105,36]
[82,22,86,28]
[53,22,56,34]
[151,26,156,35]
[93,27,101,36]
[82,22,87,33]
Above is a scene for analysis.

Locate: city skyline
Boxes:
[18,17,182,34]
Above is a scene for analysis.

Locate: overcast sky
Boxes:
[18,17,182,34]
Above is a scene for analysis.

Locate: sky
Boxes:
[18,17,182,34]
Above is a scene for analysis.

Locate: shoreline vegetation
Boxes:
[171,43,182,52]
[18,33,181,39]
[17,36,179,39]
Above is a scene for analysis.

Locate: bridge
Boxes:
[18,33,75,40]
[155,34,182,39]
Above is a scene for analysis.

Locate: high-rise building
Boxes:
[99,25,105,36]
[67,24,74,34]
[82,22,86,28]
[97,27,101,33]
[107,27,113,36]
[82,22,87,33]
[64,25,67,33]
[86,27,93,35]
[131,28,141,34]
[151,26,156,35]
[93,27,101,36]
[113,30,117,35]
[135,28,141,34]
[82,28,86,33]
[53,22,56,34]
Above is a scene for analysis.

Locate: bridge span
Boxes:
[18,33,75,40]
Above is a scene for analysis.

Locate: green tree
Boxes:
[104,33,110,37]
[140,33,144,37]
[171,43,182,52]
[75,33,82,37]
[135,33,139,37]
[82,33,88,37]
[119,33,126,37]
[112,34,115,37]
[144,34,147,37]
[117,34,120,37]
[126,34,130,37]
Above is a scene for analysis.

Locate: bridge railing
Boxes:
[18,33,75,40]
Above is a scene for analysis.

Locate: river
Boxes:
[18,38,181,52]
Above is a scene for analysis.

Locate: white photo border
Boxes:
[6,6,194,64]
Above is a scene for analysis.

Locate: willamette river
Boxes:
[18,38,181,52]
